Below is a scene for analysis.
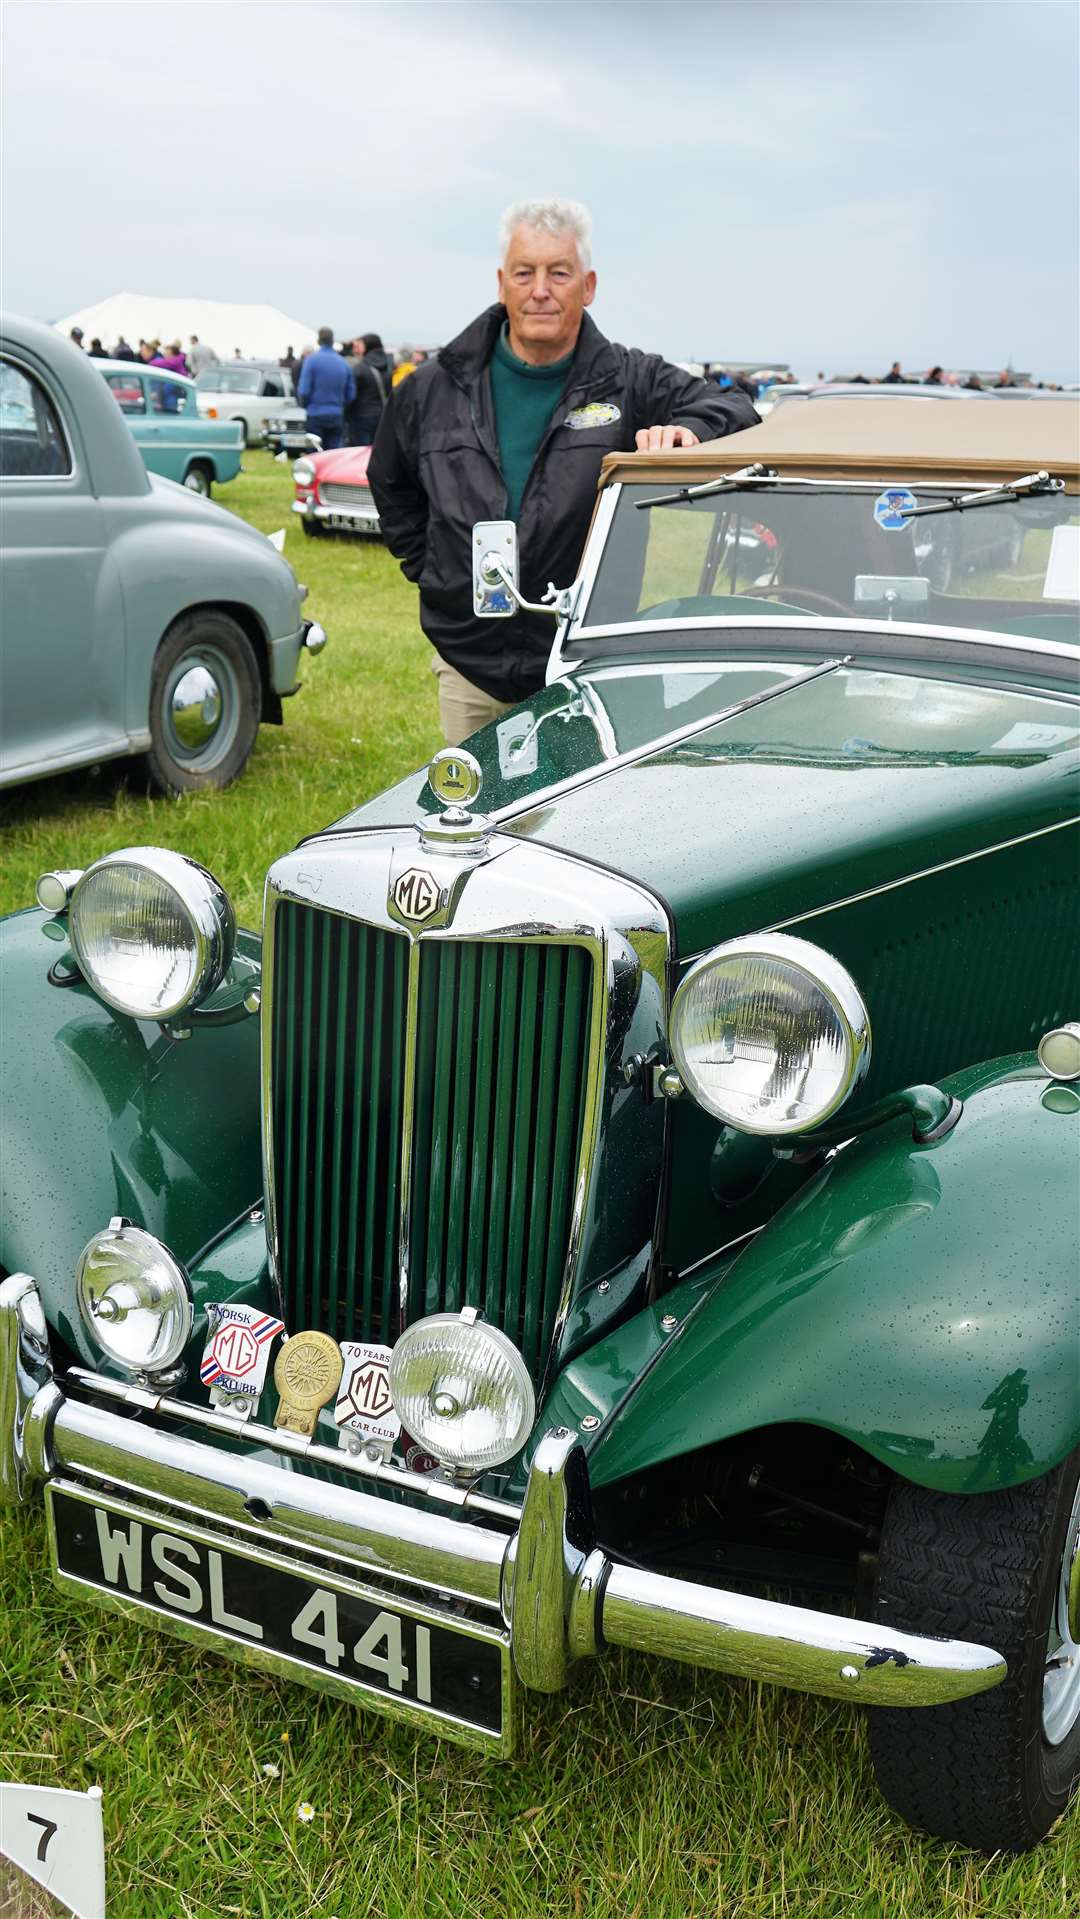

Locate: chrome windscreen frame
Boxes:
[548,478,1080,680]
[259,831,670,1391]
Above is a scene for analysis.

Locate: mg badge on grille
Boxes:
[391,867,441,923]
[335,1341,401,1459]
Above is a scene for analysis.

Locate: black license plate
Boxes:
[47,1485,510,1748]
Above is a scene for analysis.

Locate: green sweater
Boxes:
[489,326,574,521]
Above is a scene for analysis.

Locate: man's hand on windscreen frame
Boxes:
[634,424,701,452]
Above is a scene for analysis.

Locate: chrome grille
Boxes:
[269,901,594,1383]
[320,482,376,509]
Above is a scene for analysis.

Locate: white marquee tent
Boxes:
[53,293,317,362]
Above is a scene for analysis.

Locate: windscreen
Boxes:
[196,368,261,393]
[581,483,1080,648]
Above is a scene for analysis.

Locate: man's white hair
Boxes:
[499,199,592,270]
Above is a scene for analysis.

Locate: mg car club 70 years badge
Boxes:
[199,1303,284,1418]
[334,1342,402,1458]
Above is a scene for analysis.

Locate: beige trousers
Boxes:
[432,656,514,746]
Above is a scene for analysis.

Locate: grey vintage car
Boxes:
[0,315,327,794]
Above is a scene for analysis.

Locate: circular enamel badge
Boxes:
[428,746,482,807]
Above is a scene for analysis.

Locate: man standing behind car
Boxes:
[188,335,218,378]
[298,327,354,451]
[346,333,393,445]
[369,198,758,744]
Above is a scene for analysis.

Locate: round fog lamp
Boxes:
[69,846,235,1022]
[670,933,871,1136]
[1038,1023,1080,1082]
[389,1312,535,1473]
[76,1220,193,1377]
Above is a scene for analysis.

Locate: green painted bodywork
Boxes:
[3,643,1077,1498]
[574,1054,1080,1497]
[338,655,1079,1278]
[498,665,1078,962]
[0,907,265,1366]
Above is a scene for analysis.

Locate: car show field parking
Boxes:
[0,450,440,927]
[0,451,1076,1918]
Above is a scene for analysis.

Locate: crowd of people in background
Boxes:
[65,324,1070,440]
[66,319,432,449]
[739,359,1069,397]
[68,324,222,376]
[289,331,431,446]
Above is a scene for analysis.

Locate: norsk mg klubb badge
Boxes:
[335,1342,402,1456]
[200,1302,284,1417]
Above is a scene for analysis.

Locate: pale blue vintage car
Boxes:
[0,315,327,794]
[97,361,243,495]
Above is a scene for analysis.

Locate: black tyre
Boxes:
[301,517,323,538]
[183,463,212,496]
[231,417,249,448]
[145,611,261,795]
[869,1452,1080,1851]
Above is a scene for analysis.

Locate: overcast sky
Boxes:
[3,0,1077,378]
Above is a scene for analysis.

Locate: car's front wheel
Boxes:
[301,518,323,538]
[145,611,261,795]
[869,1452,1080,1851]
[231,417,249,447]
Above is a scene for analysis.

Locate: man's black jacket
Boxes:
[368,305,758,701]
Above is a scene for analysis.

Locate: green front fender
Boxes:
[579,1053,1080,1497]
[0,908,264,1364]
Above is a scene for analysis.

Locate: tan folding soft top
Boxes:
[600,396,1080,492]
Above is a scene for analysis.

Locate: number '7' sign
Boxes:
[0,1780,106,1919]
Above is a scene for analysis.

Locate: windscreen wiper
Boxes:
[635,466,1066,515]
[636,463,779,509]
[897,470,1063,520]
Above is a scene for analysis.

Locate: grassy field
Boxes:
[1,454,1076,1917]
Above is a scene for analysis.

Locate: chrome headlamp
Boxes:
[293,458,316,487]
[76,1219,193,1378]
[388,1310,535,1473]
[669,933,871,1136]
[68,847,235,1022]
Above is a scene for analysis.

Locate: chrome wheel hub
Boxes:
[1043,1475,1080,1746]
[171,664,223,750]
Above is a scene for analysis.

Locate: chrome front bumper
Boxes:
[1,1274,1007,1744]
[268,619,328,694]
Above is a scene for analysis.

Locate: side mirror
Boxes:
[471,520,579,622]
[473,520,518,617]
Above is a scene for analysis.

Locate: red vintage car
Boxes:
[291,444,381,539]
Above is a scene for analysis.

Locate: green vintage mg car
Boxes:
[2,397,1078,1853]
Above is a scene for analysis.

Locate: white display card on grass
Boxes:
[0,1783,105,1919]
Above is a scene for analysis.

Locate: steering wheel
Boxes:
[751,583,853,617]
